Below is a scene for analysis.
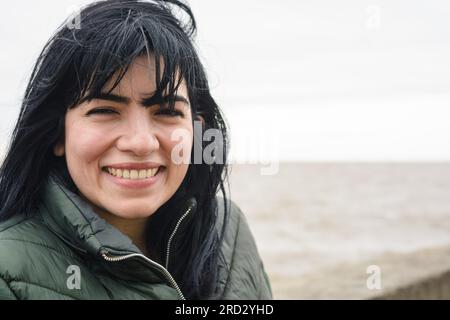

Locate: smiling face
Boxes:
[54,56,193,221]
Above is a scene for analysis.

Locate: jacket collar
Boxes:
[39,177,142,257]
[38,178,198,297]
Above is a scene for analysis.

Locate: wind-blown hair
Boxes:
[0,0,230,299]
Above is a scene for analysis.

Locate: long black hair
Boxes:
[0,0,230,299]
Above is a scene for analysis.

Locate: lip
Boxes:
[102,166,164,189]
[102,162,163,170]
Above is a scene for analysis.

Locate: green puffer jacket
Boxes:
[0,179,272,300]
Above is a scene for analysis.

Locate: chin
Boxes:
[113,205,160,219]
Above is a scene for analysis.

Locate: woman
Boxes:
[0,0,272,300]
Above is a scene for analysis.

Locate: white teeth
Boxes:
[105,167,160,179]
[130,170,138,179]
[138,169,146,179]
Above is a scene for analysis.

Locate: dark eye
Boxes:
[86,108,119,116]
[155,108,184,118]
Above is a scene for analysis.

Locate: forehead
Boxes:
[103,55,188,97]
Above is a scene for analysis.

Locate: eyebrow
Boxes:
[80,92,190,107]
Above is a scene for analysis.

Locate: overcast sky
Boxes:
[1,0,449,162]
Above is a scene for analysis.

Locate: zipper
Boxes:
[101,249,185,300]
[165,205,194,270]
[99,201,195,300]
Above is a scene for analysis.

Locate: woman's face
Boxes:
[55,56,193,219]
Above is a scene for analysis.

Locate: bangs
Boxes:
[66,2,197,110]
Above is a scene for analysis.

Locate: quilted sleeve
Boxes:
[220,201,273,299]
[0,276,17,300]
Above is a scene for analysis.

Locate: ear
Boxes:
[53,143,65,157]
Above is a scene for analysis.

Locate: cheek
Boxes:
[159,126,193,183]
[65,121,111,168]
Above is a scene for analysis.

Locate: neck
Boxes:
[89,203,150,256]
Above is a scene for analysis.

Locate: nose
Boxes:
[116,112,159,157]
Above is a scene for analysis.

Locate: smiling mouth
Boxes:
[101,166,164,180]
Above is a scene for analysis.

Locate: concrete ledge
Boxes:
[374,269,450,300]
[271,245,450,299]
